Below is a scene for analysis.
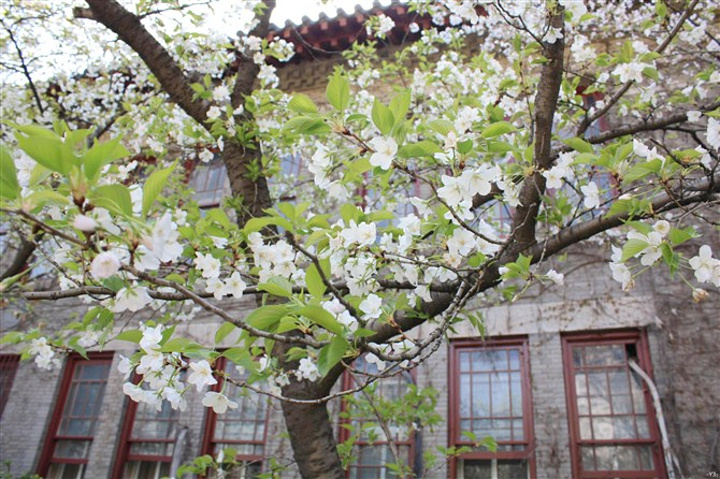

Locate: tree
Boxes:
[1,0,719,477]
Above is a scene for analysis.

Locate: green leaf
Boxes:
[206,208,231,229]
[115,329,142,343]
[222,347,250,364]
[388,90,411,122]
[305,263,327,298]
[161,337,200,353]
[0,331,23,344]
[563,137,594,154]
[317,336,349,377]
[427,119,453,137]
[283,116,331,134]
[288,94,318,114]
[397,141,441,158]
[326,72,350,111]
[90,184,133,217]
[299,305,344,335]
[25,190,70,210]
[668,227,695,245]
[215,322,237,344]
[15,133,78,174]
[83,136,130,182]
[480,121,516,138]
[621,239,648,262]
[142,162,176,217]
[642,67,659,81]
[0,145,20,200]
[371,99,395,135]
[246,304,289,331]
[258,276,294,298]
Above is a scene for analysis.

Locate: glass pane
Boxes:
[123,460,171,479]
[53,439,90,459]
[508,349,520,370]
[612,393,632,414]
[463,460,492,479]
[496,459,528,479]
[590,445,656,471]
[78,363,110,380]
[611,415,636,439]
[129,441,173,456]
[592,416,613,440]
[460,352,471,372]
[510,372,522,415]
[491,372,510,415]
[460,375,471,417]
[472,376,490,417]
[47,462,85,479]
[579,417,592,440]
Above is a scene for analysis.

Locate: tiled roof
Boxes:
[266,1,433,63]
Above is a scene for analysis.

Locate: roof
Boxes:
[266,1,434,63]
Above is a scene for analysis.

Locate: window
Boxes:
[341,355,415,479]
[37,353,113,479]
[562,331,666,478]
[449,339,534,479]
[0,354,19,418]
[112,376,182,479]
[188,157,230,208]
[201,357,269,479]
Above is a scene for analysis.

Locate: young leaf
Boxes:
[299,305,344,335]
[305,263,327,298]
[90,184,133,217]
[288,94,318,114]
[215,322,237,344]
[480,121,516,138]
[317,336,349,376]
[258,276,294,298]
[0,145,20,200]
[326,72,350,111]
[246,305,289,331]
[83,136,130,182]
[371,99,395,135]
[142,162,176,217]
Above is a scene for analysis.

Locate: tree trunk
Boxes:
[221,139,274,226]
[280,382,345,478]
[275,339,346,478]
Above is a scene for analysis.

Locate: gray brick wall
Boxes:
[0,359,62,476]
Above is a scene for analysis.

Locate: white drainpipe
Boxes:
[628,359,684,479]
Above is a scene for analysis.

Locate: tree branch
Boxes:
[75,0,210,126]
[511,9,565,248]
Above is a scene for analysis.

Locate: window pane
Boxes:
[567,340,662,478]
[46,462,85,479]
[497,459,528,479]
[456,345,526,444]
[123,460,170,479]
[53,439,91,458]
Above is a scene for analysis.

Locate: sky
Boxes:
[273,0,394,25]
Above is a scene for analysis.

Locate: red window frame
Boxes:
[562,330,666,478]
[200,357,270,473]
[448,337,536,479]
[339,355,417,479]
[0,354,20,418]
[37,352,113,478]
[111,374,181,479]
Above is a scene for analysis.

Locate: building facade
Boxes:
[1,4,719,479]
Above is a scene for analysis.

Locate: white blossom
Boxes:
[90,251,120,279]
[188,360,218,392]
[73,214,98,232]
[368,137,398,170]
[202,391,238,414]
